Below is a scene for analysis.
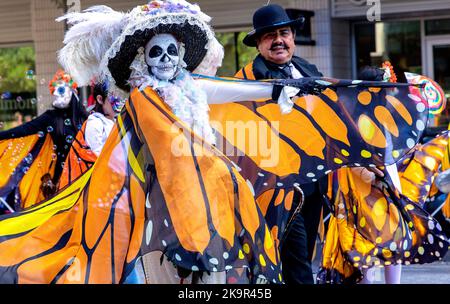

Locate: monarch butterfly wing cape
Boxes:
[0,86,281,284]
[317,133,450,284]
[208,76,429,240]
[58,121,97,190]
[0,133,56,211]
[0,112,138,283]
[399,131,450,205]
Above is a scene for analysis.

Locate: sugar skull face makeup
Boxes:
[52,80,73,109]
[49,70,77,109]
[145,34,180,81]
[109,95,126,115]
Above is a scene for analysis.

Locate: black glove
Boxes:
[272,84,284,101]
[295,82,327,97]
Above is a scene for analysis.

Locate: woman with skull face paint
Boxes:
[48,1,291,284]
[0,70,88,213]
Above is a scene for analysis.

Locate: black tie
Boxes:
[280,64,293,79]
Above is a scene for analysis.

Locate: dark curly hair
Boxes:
[358,66,385,81]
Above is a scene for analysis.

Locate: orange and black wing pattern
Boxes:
[0,86,281,284]
[58,121,97,190]
[441,131,450,218]
[0,133,56,210]
[317,133,450,284]
[131,88,281,283]
[209,76,429,240]
[0,123,142,283]
[399,132,449,206]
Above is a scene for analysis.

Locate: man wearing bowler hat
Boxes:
[236,4,327,284]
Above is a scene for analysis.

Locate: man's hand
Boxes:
[366,166,384,178]
[290,81,327,97]
[350,166,384,184]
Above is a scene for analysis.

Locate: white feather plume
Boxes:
[57,6,126,86]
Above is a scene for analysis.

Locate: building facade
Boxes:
[0,0,450,116]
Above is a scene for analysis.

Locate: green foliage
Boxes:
[216,32,259,77]
[0,47,36,93]
[237,32,259,69]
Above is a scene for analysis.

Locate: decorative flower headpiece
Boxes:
[381,61,397,83]
[140,0,201,16]
[48,69,78,95]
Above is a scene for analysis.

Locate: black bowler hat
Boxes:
[243,4,305,47]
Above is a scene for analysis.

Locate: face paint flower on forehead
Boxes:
[49,70,78,109]
[108,94,127,114]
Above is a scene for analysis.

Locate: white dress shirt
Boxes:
[85,112,114,156]
[290,63,303,79]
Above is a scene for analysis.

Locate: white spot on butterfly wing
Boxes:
[416,120,425,131]
[145,220,153,245]
[146,194,151,209]
[316,80,332,86]
[408,94,422,102]
[416,102,426,112]
[231,161,242,172]
[246,179,255,196]
[427,234,434,244]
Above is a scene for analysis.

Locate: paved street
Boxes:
[312,246,450,284]
[393,262,450,284]
[355,260,450,284]
[366,252,450,284]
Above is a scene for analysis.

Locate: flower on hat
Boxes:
[139,0,200,16]
[49,69,78,95]
[381,61,397,83]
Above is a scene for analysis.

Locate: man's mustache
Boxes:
[269,43,289,51]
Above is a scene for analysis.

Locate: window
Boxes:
[426,18,450,36]
[216,32,259,77]
[354,21,422,81]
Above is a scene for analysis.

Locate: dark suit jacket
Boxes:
[235,54,323,79]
